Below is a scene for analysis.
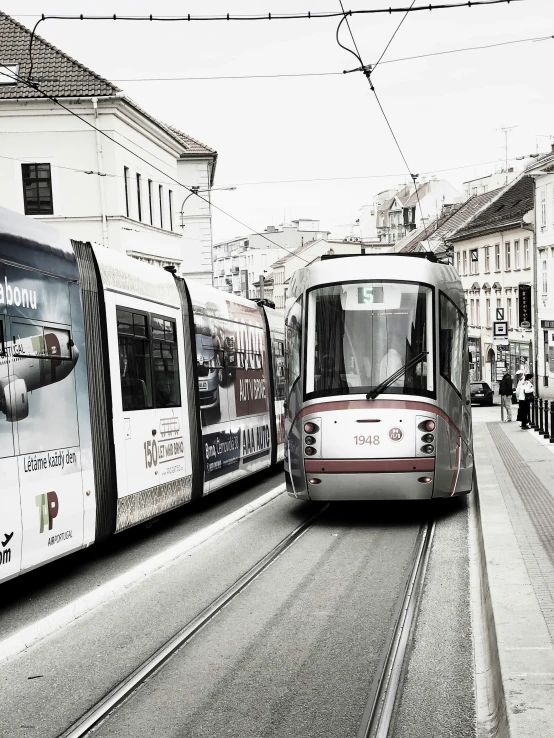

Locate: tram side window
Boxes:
[286,297,302,397]
[11,322,72,359]
[151,316,181,408]
[117,309,153,411]
[439,294,465,393]
[274,339,286,401]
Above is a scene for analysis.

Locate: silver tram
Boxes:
[284,253,474,500]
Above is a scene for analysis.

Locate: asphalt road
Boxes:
[0,468,476,738]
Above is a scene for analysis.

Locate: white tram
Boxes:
[284,253,474,500]
[0,206,285,584]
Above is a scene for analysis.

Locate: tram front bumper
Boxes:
[301,458,435,500]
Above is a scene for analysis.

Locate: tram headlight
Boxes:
[421,444,435,455]
[304,422,319,434]
[305,435,316,445]
[422,433,434,443]
[419,420,435,432]
[305,446,317,456]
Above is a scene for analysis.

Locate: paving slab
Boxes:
[472,405,554,737]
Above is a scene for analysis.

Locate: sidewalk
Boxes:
[472,403,554,737]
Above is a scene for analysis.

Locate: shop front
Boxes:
[468,336,481,382]
[496,340,532,379]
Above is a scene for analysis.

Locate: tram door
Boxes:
[0,314,22,581]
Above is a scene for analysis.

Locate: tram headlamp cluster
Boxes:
[303,420,321,457]
[421,444,435,455]
[422,433,434,444]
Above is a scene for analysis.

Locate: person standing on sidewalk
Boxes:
[519,373,535,429]
[515,370,526,425]
[499,371,513,422]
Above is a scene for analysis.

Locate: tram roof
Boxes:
[287,252,464,313]
[0,205,78,281]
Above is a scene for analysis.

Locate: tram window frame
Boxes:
[117,307,181,412]
[439,292,466,397]
[9,319,74,361]
[303,279,436,402]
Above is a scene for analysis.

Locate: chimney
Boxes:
[266,225,277,233]
[551,142,554,153]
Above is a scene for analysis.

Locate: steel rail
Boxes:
[57,504,327,738]
[357,518,436,738]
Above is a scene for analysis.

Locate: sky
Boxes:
[6,0,554,242]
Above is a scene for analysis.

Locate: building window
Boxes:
[169,190,173,231]
[505,241,511,270]
[470,249,478,275]
[496,297,502,316]
[470,299,475,325]
[463,251,467,275]
[456,251,460,273]
[495,243,501,271]
[0,63,19,85]
[524,238,530,268]
[514,239,520,269]
[507,297,512,328]
[485,246,490,272]
[516,297,519,324]
[475,298,480,327]
[148,179,153,225]
[486,298,491,327]
[541,188,546,227]
[21,163,54,215]
[159,185,164,228]
[124,166,130,217]
[542,259,548,295]
[136,173,142,222]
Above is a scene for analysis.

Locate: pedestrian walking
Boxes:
[519,372,535,429]
[499,371,513,422]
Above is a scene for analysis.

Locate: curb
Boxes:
[470,479,510,738]
[0,483,285,664]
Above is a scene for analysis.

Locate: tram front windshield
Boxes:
[306,281,434,399]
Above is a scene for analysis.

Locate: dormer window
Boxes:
[0,63,19,85]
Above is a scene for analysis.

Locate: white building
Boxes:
[212,219,330,300]
[362,178,461,246]
[526,146,554,397]
[462,169,518,200]
[449,175,535,385]
[0,11,217,282]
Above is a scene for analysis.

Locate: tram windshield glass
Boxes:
[306,281,434,399]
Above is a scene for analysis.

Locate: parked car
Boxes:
[470,381,494,406]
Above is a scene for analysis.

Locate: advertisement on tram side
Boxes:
[189,286,271,486]
[0,249,94,580]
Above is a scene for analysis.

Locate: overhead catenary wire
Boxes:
[0,65,312,265]
[335,1,430,246]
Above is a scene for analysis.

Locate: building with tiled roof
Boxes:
[0,11,217,282]
[448,175,536,385]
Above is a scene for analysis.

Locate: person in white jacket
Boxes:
[519,372,534,429]
[515,370,526,425]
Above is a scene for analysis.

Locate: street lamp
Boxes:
[179,186,236,229]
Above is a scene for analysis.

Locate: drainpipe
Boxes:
[92,97,109,247]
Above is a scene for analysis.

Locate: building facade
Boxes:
[212,220,330,300]
[526,147,554,396]
[449,176,535,385]
[0,11,217,282]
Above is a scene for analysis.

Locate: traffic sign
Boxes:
[496,308,504,321]
[493,320,508,338]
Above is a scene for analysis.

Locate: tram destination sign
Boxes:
[518,284,532,327]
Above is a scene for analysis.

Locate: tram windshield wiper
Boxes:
[366,351,428,401]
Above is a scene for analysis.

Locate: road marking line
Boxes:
[0,483,285,664]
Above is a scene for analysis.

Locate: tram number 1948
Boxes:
[354,435,380,445]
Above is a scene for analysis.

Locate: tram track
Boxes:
[357,518,435,738]
[54,507,435,738]
[57,504,329,738]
